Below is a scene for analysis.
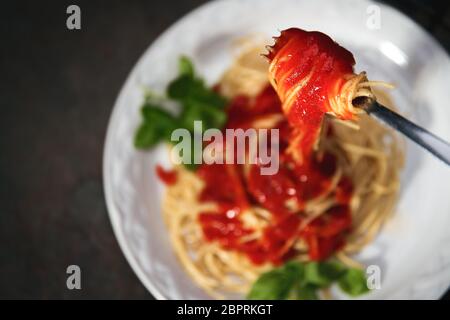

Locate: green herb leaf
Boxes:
[179,56,194,77]
[303,262,332,288]
[134,122,160,149]
[167,74,193,100]
[247,269,295,300]
[297,283,319,300]
[180,101,227,132]
[141,105,179,142]
[167,56,227,113]
[134,56,228,171]
[189,86,227,109]
[283,262,319,300]
[283,261,305,280]
[303,261,347,288]
[168,75,227,109]
[201,102,227,128]
[179,103,202,132]
[319,261,347,279]
[338,268,369,297]
[247,259,370,300]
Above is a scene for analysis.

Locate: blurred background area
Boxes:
[0,0,449,299]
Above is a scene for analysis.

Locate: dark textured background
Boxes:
[0,0,449,299]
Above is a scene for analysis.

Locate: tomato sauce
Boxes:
[155,165,178,185]
[197,84,353,265]
[161,28,357,265]
[267,28,356,161]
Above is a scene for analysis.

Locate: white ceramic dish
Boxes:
[103,0,450,299]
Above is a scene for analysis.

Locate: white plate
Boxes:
[103,0,450,299]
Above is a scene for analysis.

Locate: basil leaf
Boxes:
[168,56,227,109]
[303,262,332,288]
[303,261,346,288]
[168,75,226,108]
[179,56,194,77]
[141,105,179,142]
[141,104,174,122]
[185,103,227,130]
[297,283,319,300]
[247,260,369,300]
[134,122,160,149]
[189,87,227,109]
[284,262,319,300]
[318,261,347,281]
[179,104,202,132]
[167,74,193,100]
[247,269,295,300]
[338,268,369,297]
[134,56,228,172]
[283,261,304,281]
[201,102,227,128]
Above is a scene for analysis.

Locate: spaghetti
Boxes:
[160,30,404,298]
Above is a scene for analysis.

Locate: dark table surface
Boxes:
[1,0,449,299]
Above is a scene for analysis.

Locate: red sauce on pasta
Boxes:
[154,28,358,265]
[267,28,356,161]
[197,85,353,265]
[155,165,178,185]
